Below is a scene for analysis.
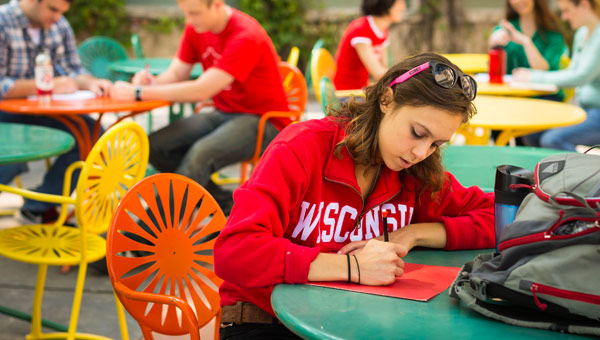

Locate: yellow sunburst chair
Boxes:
[0,121,149,340]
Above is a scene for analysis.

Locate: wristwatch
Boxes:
[135,86,142,101]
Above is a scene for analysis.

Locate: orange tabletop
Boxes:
[0,97,169,158]
[463,95,587,146]
[0,97,169,115]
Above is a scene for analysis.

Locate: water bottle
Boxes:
[34,48,53,104]
[488,46,506,84]
[494,165,533,251]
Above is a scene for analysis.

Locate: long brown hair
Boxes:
[328,53,476,193]
[505,0,565,40]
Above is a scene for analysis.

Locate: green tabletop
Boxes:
[442,145,567,192]
[0,123,75,165]
[109,58,203,79]
[272,249,587,340]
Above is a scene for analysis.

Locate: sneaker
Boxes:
[20,207,60,224]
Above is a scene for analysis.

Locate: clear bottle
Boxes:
[34,48,53,104]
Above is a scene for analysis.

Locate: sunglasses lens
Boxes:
[459,75,477,100]
[433,64,455,88]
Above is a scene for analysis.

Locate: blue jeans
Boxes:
[0,112,99,212]
[522,106,600,151]
[148,111,279,190]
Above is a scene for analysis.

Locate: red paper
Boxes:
[307,262,460,301]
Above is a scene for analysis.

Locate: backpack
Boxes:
[450,152,600,336]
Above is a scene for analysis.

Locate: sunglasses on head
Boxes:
[388,61,477,100]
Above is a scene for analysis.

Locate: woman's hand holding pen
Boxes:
[348,239,407,285]
[338,226,417,256]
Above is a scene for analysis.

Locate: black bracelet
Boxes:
[346,253,351,283]
[353,255,360,284]
[134,85,142,101]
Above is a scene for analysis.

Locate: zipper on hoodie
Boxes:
[355,166,382,230]
[521,281,600,312]
[325,165,395,231]
[323,176,365,227]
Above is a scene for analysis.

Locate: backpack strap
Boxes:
[549,191,600,213]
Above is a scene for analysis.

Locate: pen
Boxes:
[382,209,389,242]
[145,63,153,85]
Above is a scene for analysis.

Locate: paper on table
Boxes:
[474,73,514,83]
[508,81,558,92]
[307,262,460,302]
[474,73,557,92]
[27,90,96,101]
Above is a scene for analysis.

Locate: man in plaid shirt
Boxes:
[0,0,112,223]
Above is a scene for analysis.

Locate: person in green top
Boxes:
[514,0,600,151]
[489,0,567,101]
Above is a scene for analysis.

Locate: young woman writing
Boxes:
[214,53,494,340]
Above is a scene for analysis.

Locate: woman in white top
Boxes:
[514,0,600,151]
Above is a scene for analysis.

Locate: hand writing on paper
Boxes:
[338,226,417,256]
[132,69,155,86]
[352,240,407,285]
[53,76,78,94]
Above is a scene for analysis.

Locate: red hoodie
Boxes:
[214,117,494,316]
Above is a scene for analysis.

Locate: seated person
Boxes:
[0,0,111,223]
[334,0,406,90]
[513,0,600,151]
[111,0,288,213]
[489,0,567,101]
[214,53,494,339]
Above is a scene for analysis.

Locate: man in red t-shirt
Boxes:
[111,0,288,213]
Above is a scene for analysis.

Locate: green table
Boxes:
[0,122,74,332]
[272,249,587,340]
[108,58,203,79]
[0,123,75,165]
[442,146,566,192]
